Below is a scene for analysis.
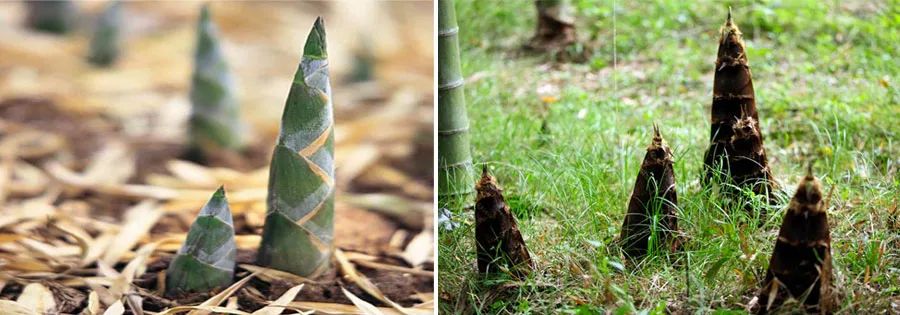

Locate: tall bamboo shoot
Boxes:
[256,17,334,277]
[188,5,245,156]
[702,8,775,210]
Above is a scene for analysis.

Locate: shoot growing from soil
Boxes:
[188,4,245,157]
[702,8,776,214]
[756,164,834,314]
[165,186,236,296]
[528,0,577,50]
[87,1,122,67]
[475,165,533,278]
[25,0,77,34]
[619,124,681,259]
[256,17,335,277]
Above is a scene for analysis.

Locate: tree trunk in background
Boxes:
[475,166,533,278]
[619,125,681,259]
[702,9,775,212]
[438,0,474,209]
[528,0,576,50]
[756,166,833,314]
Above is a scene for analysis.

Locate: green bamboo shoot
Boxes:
[87,1,122,67]
[188,4,244,156]
[256,17,334,277]
[165,187,236,295]
[25,0,77,34]
[438,0,474,208]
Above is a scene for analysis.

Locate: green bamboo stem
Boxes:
[438,0,474,208]
[256,17,334,277]
[188,4,244,155]
[165,187,236,295]
[87,1,122,67]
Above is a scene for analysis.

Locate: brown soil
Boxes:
[0,97,272,181]
[0,97,114,163]
[136,247,431,312]
[137,206,430,311]
[1,97,433,311]
[335,206,400,254]
[0,97,140,219]
[202,140,273,171]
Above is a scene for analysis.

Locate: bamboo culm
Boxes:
[438,0,475,209]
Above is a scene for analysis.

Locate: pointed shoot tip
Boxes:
[200,187,232,224]
[303,17,328,59]
[481,163,489,178]
[727,6,733,23]
[652,123,661,139]
[200,3,211,20]
[806,161,814,178]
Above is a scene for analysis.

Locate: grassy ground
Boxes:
[438,0,899,313]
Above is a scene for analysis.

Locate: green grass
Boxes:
[438,0,899,313]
